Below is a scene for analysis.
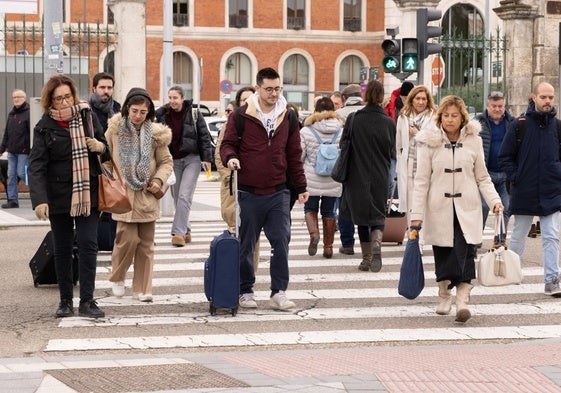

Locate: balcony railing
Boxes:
[229,14,248,28]
[344,17,361,32]
[287,16,305,30]
[173,13,189,27]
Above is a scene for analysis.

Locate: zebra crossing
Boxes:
[45,219,561,353]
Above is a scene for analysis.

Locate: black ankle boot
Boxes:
[79,299,105,318]
[55,299,74,318]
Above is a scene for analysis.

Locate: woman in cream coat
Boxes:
[105,88,173,302]
[410,95,502,323]
[395,85,437,223]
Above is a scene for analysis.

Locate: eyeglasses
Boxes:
[53,94,73,103]
[262,86,283,94]
[225,109,233,114]
[488,91,504,99]
[12,95,25,99]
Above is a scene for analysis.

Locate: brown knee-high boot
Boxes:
[358,242,372,271]
[305,212,320,256]
[370,229,383,272]
[436,280,452,315]
[322,217,336,258]
[455,282,474,322]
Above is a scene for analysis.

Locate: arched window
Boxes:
[173,51,194,99]
[339,55,363,91]
[283,54,309,110]
[225,52,252,89]
[442,4,485,87]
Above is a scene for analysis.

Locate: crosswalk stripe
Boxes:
[58,301,561,328]
[45,325,561,352]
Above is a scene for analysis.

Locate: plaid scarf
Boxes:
[49,102,93,217]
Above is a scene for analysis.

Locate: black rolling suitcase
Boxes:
[204,168,240,316]
[29,231,79,287]
[97,212,117,251]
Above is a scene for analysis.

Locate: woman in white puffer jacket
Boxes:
[300,97,343,258]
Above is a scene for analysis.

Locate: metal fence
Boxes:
[0,18,114,138]
[436,29,508,114]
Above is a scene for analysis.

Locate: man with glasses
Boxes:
[220,67,309,310]
[88,72,121,132]
[1,89,30,209]
[475,91,515,235]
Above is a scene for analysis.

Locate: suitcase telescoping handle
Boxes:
[233,163,240,238]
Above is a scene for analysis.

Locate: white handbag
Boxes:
[477,213,523,286]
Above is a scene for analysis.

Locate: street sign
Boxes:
[431,56,445,87]
[219,79,233,94]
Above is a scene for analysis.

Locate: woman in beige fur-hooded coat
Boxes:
[410,95,502,323]
[104,88,173,301]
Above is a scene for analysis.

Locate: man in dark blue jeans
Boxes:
[220,67,308,311]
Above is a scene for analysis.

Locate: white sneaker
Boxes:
[112,281,125,297]
[138,293,153,302]
[269,291,296,310]
[239,293,258,308]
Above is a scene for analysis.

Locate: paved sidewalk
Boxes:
[1,340,561,392]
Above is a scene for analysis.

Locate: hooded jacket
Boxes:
[104,114,173,223]
[410,120,501,246]
[1,101,30,154]
[499,103,561,216]
[300,110,343,197]
[219,94,306,196]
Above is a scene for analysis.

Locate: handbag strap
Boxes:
[97,155,125,183]
[492,211,507,248]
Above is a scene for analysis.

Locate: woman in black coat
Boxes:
[28,74,109,319]
[339,80,396,272]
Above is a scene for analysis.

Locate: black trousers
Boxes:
[432,208,476,288]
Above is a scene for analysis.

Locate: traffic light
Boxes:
[401,38,419,72]
[381,38,401,73]
[416,8,443,60]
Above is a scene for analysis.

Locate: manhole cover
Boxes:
[46,363,249,392]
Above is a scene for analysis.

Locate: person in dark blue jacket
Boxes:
[475,91,515,232]
[499,82,561,297]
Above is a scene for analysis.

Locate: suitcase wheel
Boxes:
[231,306,238,317]
[397,242,403,245]
[209,303,217,316]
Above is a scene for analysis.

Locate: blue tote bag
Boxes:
[398,226,424,299]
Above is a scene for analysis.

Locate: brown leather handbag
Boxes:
[97,157,132,214]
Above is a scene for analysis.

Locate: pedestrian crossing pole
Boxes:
[43,0,64,81]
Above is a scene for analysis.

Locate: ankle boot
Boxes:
[455,282,474,322]
[305,212,320,256]
[358,242,372,271]
[322,217,336,258]
[370,229,383,272]
[528,223,537,238]
[436,280,452,315]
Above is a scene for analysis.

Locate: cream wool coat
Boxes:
[395,109,436,213]
[410,120,501,247]
[105,114,173,223]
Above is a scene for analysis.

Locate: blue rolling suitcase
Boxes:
[97,212,117,252]
[204,168,240,316]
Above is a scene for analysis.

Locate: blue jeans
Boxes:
[171,155,201,236]
[49,211,100,302]
[238,189,291,296]
[7,153,28,202]
[304,196,336,218]
[481,171,510,229]
[509,212,560,284]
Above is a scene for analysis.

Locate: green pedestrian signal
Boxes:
[381,38,401,73]
[401,38,419,72]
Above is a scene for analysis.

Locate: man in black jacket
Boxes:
[0,89,30,208]
[88,72,121,132]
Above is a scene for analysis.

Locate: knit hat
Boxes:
[122,87,155,119]
[341,84,362,98]
[400,81,414,97]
